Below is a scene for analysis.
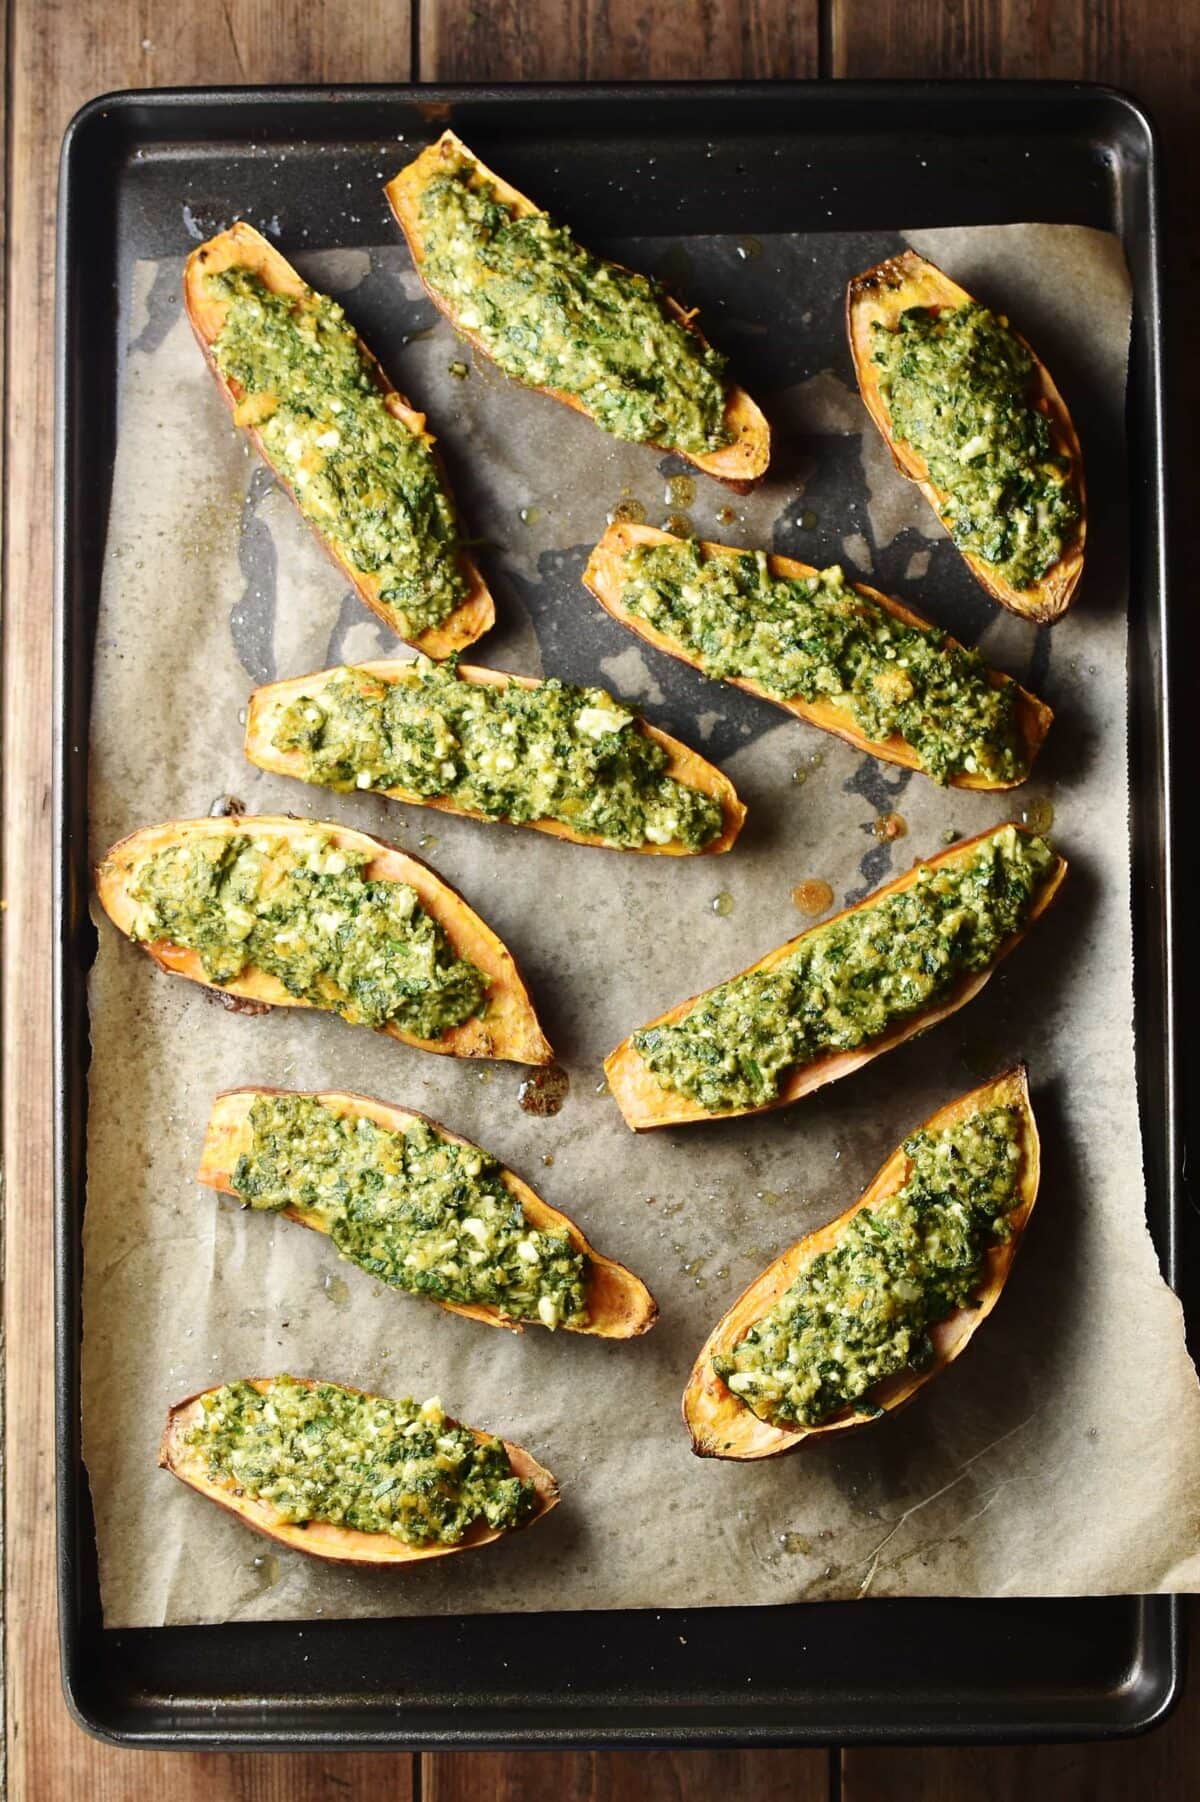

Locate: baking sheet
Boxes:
[84,215,1200,1628]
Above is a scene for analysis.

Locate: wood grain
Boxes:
[2,8,412,1799]
[424,1750,831,1800]
[417,0,817,80]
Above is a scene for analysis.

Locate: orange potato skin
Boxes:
[584,520,1053,788]
[160,1375,559,1566]
[847,250,1085,624]
[384,131,770,491]
[604,824,1067,1130]
[94,814,552,1065]
[197,1086,658,1338]
[244,658,745,856]
[183,220,495,658]
[683,1067,1040,1459]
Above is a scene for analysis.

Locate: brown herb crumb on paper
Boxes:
[84,224,1200,1628]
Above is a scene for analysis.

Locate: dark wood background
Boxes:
[5,1,1197,1795]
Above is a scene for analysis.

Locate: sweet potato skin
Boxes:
[683,1067,1040,1459]
[159,1375,559,1565]
[244,659,745,855]
[183,220,495,658]
[197,1086,658,1337]
[584,521,1054,788]
[384,131,770,490]
[94,814,552,1065]
[605,826,1067,1130]
[847,250,1085,624]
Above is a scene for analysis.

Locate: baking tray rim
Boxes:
[52,77,1180,1750]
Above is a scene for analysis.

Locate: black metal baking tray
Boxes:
[55,81,1179,1749]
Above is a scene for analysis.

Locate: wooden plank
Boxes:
[2,6,415,1797]
[424,1750,832,1801]
[833,0,1200,1791]
[417,0,818,80]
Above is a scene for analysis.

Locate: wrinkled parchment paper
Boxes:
[84,217,1200,1628]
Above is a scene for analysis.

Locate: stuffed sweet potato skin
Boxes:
[184,220,495,657]
[584,521,1053,788]
[159,1375,559,1565]
[385,131,770,490]
[198,1086,658,1337]
[847,250,1085,624]
[605,825,1066,1130]
[94,815,552,1065]
[244,659,745,855]
[683,1066,1040,1459]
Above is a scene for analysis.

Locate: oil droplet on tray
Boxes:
[322,1273,350,1307]
[663,514,693,538]
[1021,796,1055,833]
[778,1531,811,1556]
[209,795,245,817]
[735,236,763,261]
[608,495,647,526]
[791,768,808,786]
[448,360,469,380]
[665,474,696,510]
[417,832,438,849]
[799,509,819,531]
[518,1063,570,1117]
[872,811,907,843]
[248,1552,280,1591]
[792,879,834,917]
[716,505,738,526]
[518,504,540,526]
[710,890,734,917]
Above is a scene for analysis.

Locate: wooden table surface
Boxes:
[5,1,1197,1796]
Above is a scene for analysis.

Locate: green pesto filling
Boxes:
[712,1106,1022,1428]
[271,659,725,851]
[619,541,1026,786]
[416,160,731,455]
[232,1093,589,1327]
[871,300,1080,592]
[125,828,487,1038]
[206,265,466,639]
[186,1377,536,1545]
[632,826,1056,1113]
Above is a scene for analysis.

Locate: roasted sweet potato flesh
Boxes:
[160,1375,559,1565]
[183,220,495,658]
[94,814,552,1064]
[384,131,770,490]
[584,521,1053,788]
[683,1067,1040,1459]
[847,250,1085,624]
[244,659,745,855]
[198,1086,658,1337]
[605,825,1067,1130]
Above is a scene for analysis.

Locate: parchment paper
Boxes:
[85,217,1200,1629]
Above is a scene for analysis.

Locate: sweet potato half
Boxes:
[198,1086,658,1337]
[159,1375,559,1566]
[847,250,1085,624]
[385,131,770,490]
[683,1066,1040,1459]
[604,825,1067,1130]
[183,220,495,658]
[94,815,552,1064]
[244,659,745,854]
[584,522,1053,789]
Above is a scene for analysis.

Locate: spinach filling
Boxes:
[206,265,466,639]
[126,828,488,1039]
[187,1377,536,1545]
[272,659,724,850]
[713,1106,1023,1428]
[871,301,1080,591]
[620,541,1027,785]
[232,1093,589,1327]
[416,159,731,455]
[632,826,1056,1113]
